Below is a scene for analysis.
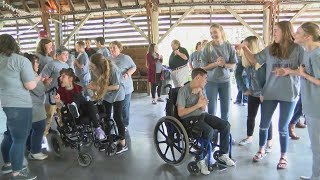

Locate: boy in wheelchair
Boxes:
[177,68,235,175]
[54,68,106,140]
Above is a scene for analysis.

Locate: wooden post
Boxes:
[54,15,62,47]
[263,3,271,46]
[290,4,312,23]
[40,0,52,40]
[151,4,159,43]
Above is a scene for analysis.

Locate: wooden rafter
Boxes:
[135,0,140,6]
[225,6,263,43]
[39,0,52,40]
[118,0,123,7]
[22,0,31,12]
[26,19,40,33]
[67,0,75,11]
[98,0,107,9]
[290,4,313,23]
[116,10,149,41]
[62,13,91,46]
[158,6,194,44]
[84,0,92,10]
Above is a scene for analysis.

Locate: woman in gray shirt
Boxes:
[0,34,37,179]
[108,41,136,129]
[24,53,48,161]
[201,23,237,121]
[238,21,304,169]
[36,39,53,73]
[294,22,320,180]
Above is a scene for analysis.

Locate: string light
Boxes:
[1,0,41,18]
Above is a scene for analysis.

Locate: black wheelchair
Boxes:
[48,88,119,167]
[153,84,234,174]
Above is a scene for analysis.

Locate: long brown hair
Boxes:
[36,39,52,56]
[270,21,295,59]
[90,53,110,100]
[0,34,20,56]
[301,22,320,42]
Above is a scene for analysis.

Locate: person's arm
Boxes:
[177,93,207,117]
[175,49,188,60]
[123,56,137,79]
[300,65,320,86]
[107,85,120,91]
[223,44,237,70]
[74,59,84,69]
[21,58,37,90]
[235,43,257,64]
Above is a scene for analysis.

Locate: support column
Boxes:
[263,3,271,46]
[150,4,159,44]
[54,15,63,47]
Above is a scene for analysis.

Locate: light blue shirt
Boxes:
[103,61,125,103]
[255,43,304,101]
[301,47,320,118]
[201,41,237,83]
[109,54,136,94]
[97,47,111,57]
[0,53,35,107]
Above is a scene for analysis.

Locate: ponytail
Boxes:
[94,59,110,100]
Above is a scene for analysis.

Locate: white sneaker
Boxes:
[218,154,235,167]
[300,176,311,180]
[197,160,210,175]
[28,152,48,160]
[238,138,253,146]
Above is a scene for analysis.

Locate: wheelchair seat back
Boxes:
[165,86,180,119]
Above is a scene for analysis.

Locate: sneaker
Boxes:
[197,159,210,175]
[239,138,253,146]
[2,164,12,174]
[300,176,311,180]
[67,102,80,118]
[265,145,272,153]
[218,154,235,167]
[28,152,48,160]
[10,168,36,180]
[233,101,241,104]
[152,100,157,105]
[116,143,128,154]
[95,127,106,140]
[99,146,106,152]
[157,98,164,102]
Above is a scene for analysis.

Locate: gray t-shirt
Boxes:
[255,43,304,101]
[30,73,46,122]
[189,51,202,69]
[0,53,35,107]
[40,60,70,90]
[301,47,320,118]
[36,53,53,73]
[75,52,91,84]
[97,47,111,57]
[201,41,237,83]
[176,83,207,119]
[109,54,136,95]
[103,61,125,103]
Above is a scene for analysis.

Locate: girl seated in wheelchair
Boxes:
[176,68,235,175]
[54,68,106,140]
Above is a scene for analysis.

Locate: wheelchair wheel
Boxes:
[153,116,189,165]
[78,153,92,167]
[213,150,220,161]
[50,134,64,158]
[187,161,199,175]
[106,143,117,156]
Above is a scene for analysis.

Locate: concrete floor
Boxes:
[0,93,312,180]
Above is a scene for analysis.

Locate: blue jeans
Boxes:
[289,95,303,125]
[205,81,231,121]
[259,100,295,153]
[26,120,46,154]
[1,107,32,172]
[236,75,249,103]
[122,93,132,127]
[306,116,320,179]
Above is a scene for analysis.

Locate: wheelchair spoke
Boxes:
[164,145,170,156]
[170,146,176,161]
[158,128,167,138]
[173,144,182,153]
[157,140,167,144]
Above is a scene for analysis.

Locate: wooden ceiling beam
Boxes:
[67,0,75,11]
[22,0,31,12]
[98,0,107,9]
[118,0,123,7]
[135,0,140,6]
[290,4,313,23]
[84,0,92,10]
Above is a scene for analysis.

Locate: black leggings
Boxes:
[103,100,125,140]
[72,93,100,128]
[247,95,272,140]
[151,73,162,99]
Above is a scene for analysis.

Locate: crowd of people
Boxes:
[0,20,319,180]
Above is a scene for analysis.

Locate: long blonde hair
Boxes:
[210,23,227,42]
[90,53,110,100]
[241,36,262,68]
